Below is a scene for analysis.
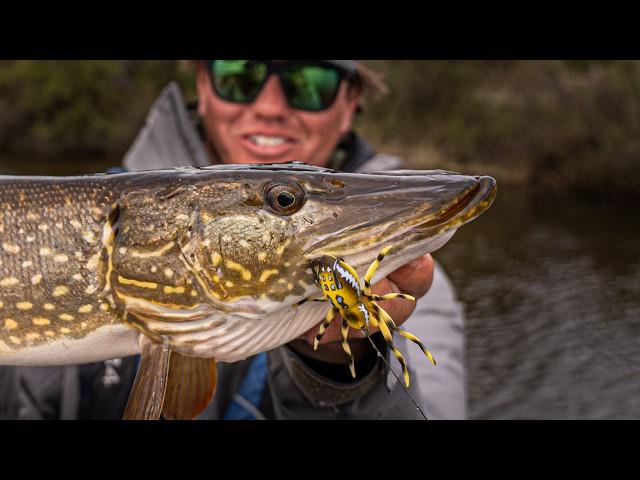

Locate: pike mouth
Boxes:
[304,175,497,275]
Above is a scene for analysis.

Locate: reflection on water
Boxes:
[2,156,637,419]
[435,187,640,419]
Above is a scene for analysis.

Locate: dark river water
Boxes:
[2,157,638,419]
[434,187,640,419]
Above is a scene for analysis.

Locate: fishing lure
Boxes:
[304,246,436,388]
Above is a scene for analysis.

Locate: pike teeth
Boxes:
[249,135,287,147]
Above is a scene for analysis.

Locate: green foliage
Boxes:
[0,60,189,157]
[0,60,639,196]
[357,60,640,197]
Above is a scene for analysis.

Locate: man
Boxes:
[1,60,465,419]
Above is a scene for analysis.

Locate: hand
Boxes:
[289,254,435,364]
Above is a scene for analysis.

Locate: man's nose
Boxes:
[251,75,290,120]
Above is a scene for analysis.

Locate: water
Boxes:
[435,187,640,419]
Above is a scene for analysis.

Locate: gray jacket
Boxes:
[0,83,466,420]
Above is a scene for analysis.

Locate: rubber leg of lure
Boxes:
[368,292,416,302]
[341,318,356,378]
[294,297,326,308]
[314,307,337,350]
[375,306,437,366]
[363,245,393,294]
[370,302,411,388]
[394,328,437,366]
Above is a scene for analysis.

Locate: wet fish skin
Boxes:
[0,163,496,366]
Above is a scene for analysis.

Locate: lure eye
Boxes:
[265,183,306,215]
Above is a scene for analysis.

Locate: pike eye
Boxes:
[265,183,305,215]
[277,191,295,207]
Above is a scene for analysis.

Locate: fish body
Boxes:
[0,162,496,418]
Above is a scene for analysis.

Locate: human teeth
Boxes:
[250,135,286,147]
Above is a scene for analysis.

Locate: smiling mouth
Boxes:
[248,135,289,147]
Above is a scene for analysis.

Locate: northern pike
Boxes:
[0,162,496,419]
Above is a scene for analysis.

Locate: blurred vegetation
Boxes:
[0,60,639,197]
[358,60,640,198]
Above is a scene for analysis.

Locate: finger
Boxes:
[386,254,434,299]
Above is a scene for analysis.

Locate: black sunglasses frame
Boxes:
[204,60,355,112]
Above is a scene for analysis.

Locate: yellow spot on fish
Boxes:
[191,290,198,297]
[119,247,127,255]
[211,252,222,267]
[130,241,175,258]
[78,305,93,314]
[4,319,18,330]
[287,283,294,291]
[164,268,174,278]
[259,269,279,283]
[38,224,49,232]
[224,281,235,288]
[70,220,82,229]
[258,252,267,262]
[80,322,88,329]
[53,285,70,297]
[32,317,51,326]
[72,273,83,281]
[39,247,52,257]
[30,274,42,285]
[284,261,291,268]
[60,327,71,334]
[151,266,157,273]
[16,302,33,311]
[59,314,74,321]
[117,276,158,289]
[0,277,19,287]
[163,286,185,294]
[44,330,55,337]
[25,332,40,341]
[276,239,291,256]
[9,336,21,345]
[100,303,110,311]
[0,301,3,308]
[82,231,96,243]
[44,304,55,311]
[26,235,35,242]
[86,252,101,271]
[2,242,20,254]
[53,254,69,263]
[85,285,97,294]
[225,259,252,280]
[22,261,33,268]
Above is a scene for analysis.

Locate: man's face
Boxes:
[195,62,360,167]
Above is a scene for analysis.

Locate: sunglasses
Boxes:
[206,60,354,112]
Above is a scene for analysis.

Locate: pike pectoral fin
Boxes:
[161,354,217,420]
[123,336,171,420]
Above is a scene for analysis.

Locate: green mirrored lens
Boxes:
[281,65,340,111]
[212,60,267,102]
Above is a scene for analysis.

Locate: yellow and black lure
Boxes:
[302,246,436,388]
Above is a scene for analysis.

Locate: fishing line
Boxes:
[363,331,428,420]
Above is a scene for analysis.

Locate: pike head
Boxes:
[110,163,496,362]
